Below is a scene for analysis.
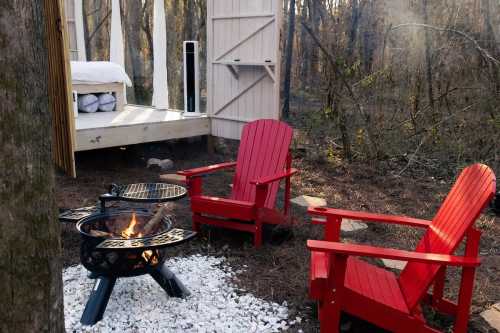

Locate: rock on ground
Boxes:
[147,158,174,171]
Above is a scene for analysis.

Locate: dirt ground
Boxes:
[56,135,499,333]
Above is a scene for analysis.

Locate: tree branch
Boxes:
[87,10,112,43]
[301,20,379,156]
[396,103,477,176]
[387,23,500,66]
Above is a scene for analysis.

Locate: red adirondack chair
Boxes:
[178,119,297,247]
[307,164,496,333]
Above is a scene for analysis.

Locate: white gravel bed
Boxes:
[64,255,299,332]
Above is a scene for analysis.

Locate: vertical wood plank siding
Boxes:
[44,0,76,177]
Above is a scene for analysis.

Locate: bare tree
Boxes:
[282,0,296,119]
[0,1,64,332]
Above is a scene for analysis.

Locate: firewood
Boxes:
[89,230,114,238]
[141,205,167,235]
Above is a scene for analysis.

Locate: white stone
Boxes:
[63,255,296,332]
[147,158,174,171]
[147,158,161,168]
[381,259,407,270]
[290,195,327,207]
[480,305,500,331]
[341,219,368,232]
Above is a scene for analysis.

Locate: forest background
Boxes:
[82,0,500,176]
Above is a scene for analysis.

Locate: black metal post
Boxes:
[149,264,190,298]
[80,276,117,326]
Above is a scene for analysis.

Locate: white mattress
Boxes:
[71,61,132,87]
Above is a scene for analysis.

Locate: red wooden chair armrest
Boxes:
[250,168,298,186]
[308,207,431,228]
[307,240,481,267]
[177,162,237,177]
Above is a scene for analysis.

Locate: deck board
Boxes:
[75,105,210,151]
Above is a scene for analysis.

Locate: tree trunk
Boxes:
[183,0,195,40]
[422,0,435,111]
[0,1,64,332]
[308,0,320,85]
[299,1,310,90]
[347,0,359,61]
[282,0,296,119]
[124,0,146,104]
[361,0,377,73]
[480,0,500,92]
[83,0,92,60]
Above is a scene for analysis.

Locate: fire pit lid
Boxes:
[96,228,196,249]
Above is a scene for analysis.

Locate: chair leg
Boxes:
[320,254,347,333]
[192,214,201,232]
[454,267,476,333]
[320,299,340,333]
[254,221,263,248]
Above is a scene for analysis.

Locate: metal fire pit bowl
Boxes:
[75,209,196,326]
[77,210,195,277]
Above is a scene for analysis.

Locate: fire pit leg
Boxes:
[149,264,190,298]
[80,276,117,326]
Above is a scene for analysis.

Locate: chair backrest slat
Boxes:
[398,164,496,310]
[231,119,293,208]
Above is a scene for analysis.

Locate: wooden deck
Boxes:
[75,105,210,151]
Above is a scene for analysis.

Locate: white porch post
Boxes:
[75,0,87,61]
[152,0,169,109]
[110,0,127,104]
[110,0,124,67]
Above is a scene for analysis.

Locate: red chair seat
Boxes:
[310,251,409,313]
[191,195,256,221]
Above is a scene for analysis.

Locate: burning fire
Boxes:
[143,250,154,262]
[121,212,139,239]
[120,212,157,264]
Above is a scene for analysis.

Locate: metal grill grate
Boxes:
[109,183,187,203]
[59,206,100,223]
[60,207,150,223]
[96,228,196,249]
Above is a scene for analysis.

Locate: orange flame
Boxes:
[121,212,138,239]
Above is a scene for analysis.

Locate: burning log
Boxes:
[141,205,168,235]
[89,230,114,238]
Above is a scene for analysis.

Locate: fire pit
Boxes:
[62,183,196,326]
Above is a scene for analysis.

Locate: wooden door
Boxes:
[207,0,282,140]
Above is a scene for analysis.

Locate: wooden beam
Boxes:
[212,13,274,20]
[211,115,255,123]
[226,65,239,80]
[213,72,268,116]
[264,65,276,82]
[215,17,275,61]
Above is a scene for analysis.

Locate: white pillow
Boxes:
[78,94,99,113]
[98,93,117,112]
